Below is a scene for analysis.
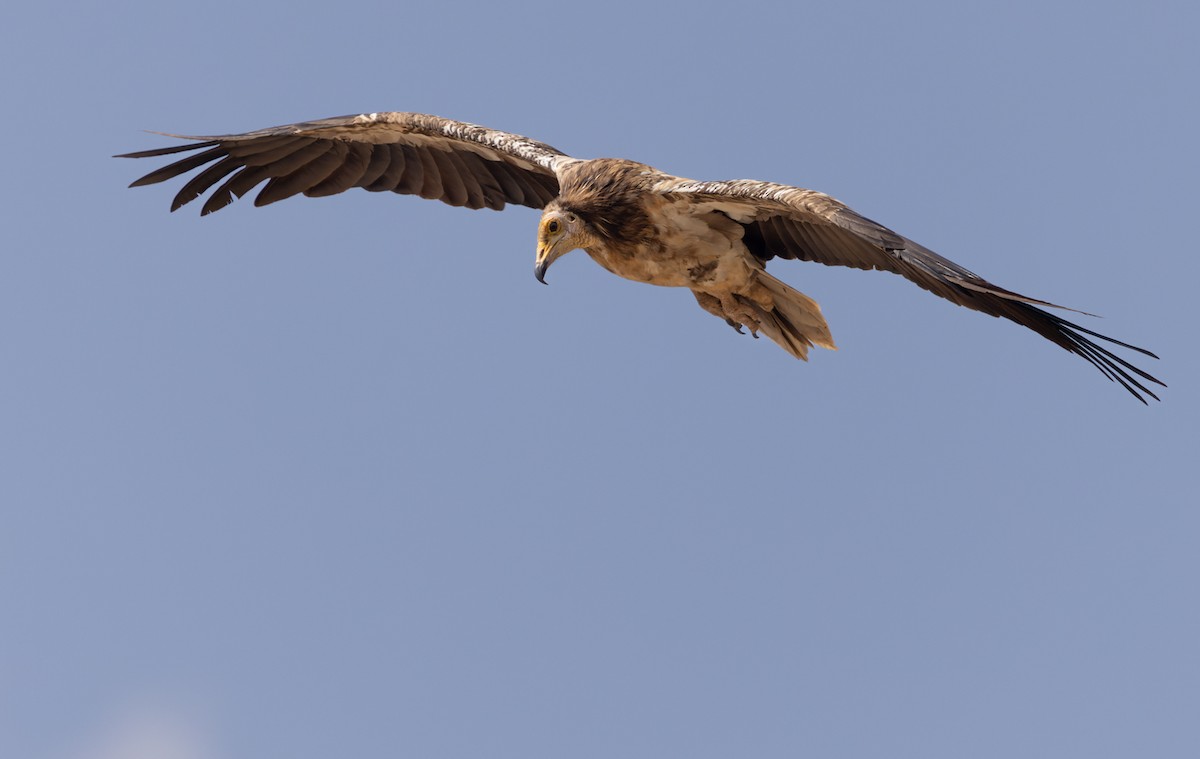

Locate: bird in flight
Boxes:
[118,112,1163,402]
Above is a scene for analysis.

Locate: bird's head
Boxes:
[535,206,589,285]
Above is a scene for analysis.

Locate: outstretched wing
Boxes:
[116,112,573,215]
[657,177,1164,403]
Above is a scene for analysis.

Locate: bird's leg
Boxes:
[692,290,747,334]
[725,294,766,339]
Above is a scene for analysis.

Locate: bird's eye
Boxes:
[548,220,560,234]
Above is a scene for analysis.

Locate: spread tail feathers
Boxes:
[692,274,836,361]
[752,271,837,360]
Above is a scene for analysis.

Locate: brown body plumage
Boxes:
[541,159,835,357]
[117,111,1164,402]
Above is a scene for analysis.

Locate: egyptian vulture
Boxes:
[117,112,1164,402]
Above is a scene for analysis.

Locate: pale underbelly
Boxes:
[586,247,755,292]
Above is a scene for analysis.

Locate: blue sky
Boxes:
[2,1,1197,757]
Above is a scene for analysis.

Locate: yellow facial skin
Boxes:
[534,211,582,284]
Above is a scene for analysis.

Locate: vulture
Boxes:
[117,112,1164,402]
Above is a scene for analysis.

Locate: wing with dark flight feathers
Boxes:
[656,177,1164,403]
[115,112,572,215]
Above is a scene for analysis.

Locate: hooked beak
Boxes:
[534,239,559,285]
